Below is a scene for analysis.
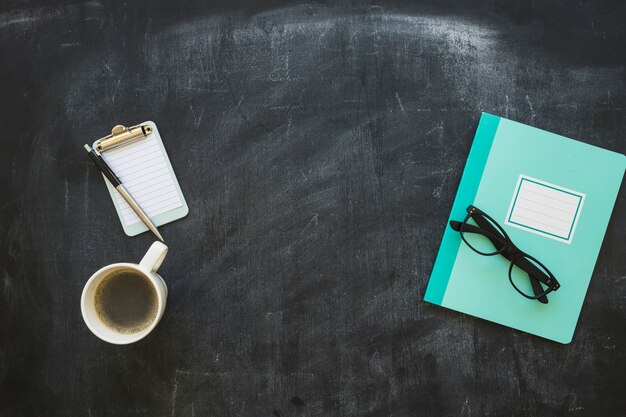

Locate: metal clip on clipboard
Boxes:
[94,124,153,153]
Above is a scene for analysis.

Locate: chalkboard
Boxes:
[1,0,625,416]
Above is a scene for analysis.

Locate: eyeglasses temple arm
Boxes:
[529,277,549,304]
[449,221,507,247]
[515,257,551,304]
[471,212,509,244]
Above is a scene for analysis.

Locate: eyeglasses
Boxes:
[450,205,560,304]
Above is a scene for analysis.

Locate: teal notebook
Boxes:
[424,113,625,344]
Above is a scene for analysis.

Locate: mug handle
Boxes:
[139,242,169,273]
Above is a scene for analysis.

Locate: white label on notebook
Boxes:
[505,175,585,243]
[102,135,183,226]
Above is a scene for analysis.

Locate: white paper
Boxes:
[102,135,182,226]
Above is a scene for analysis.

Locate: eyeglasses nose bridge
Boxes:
[504,244,522,259]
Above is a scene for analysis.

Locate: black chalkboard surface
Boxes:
[1,1,625,416]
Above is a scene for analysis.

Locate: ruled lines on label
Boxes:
[505,175,585,243]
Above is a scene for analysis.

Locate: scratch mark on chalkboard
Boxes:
[525,95,536,122]
[432,171,450,199]
[395,92,407,118]
[425,122,444,136]
[111,75,123,103]
[581,66,589,82]
[269,54,291,82]
[568,395,584,412]
[190,104,205,128]
[0,197,21,212]
[0,6,65,28]
[170,369,195,417]
[63,166,69,217]
[287,113,292,140]
[504,95,510,118]
[84,164,89,213]
[52,242,63,279]
[170,372,180,417]
[175,368,192,375]
[425,121,444,146]
[302,212,318,234]
[235,95,245,112]
[144,17,152,44]
[206,34,217,82]
[461,397,471,416]
[415,167,453,180]
[590,22,605,39]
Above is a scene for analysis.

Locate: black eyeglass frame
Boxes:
[450,205,561,303]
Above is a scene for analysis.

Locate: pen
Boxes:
[84,144,164,242]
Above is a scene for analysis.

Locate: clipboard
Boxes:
[92,121,189,236]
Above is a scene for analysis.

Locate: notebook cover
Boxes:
[424,113,626,343]
[94,121,189,237]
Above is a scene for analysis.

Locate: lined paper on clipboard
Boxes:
[95,121,188,236]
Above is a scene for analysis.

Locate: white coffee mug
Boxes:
[81,242,169,344]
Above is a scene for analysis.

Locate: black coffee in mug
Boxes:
[94,269,158,334]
